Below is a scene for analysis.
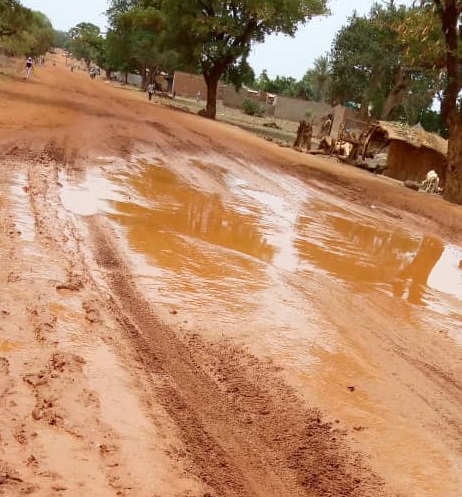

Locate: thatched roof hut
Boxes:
[363,121,448,185]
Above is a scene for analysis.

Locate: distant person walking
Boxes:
[147,83,155,101]
[25,57,33,79]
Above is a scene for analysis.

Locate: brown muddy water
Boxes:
[60,157,462,341]
[59,155,462,496]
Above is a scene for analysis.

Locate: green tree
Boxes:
[255,69,271,90]
[255,71,299,96]
[254,69,317,100]
[396,2,462,203]
[329,3,439,121]
[68,22,104,69]
[107,2,180,88]
[53,29,70,49]
[0,0,32,38]
[114,7,173,88]
[104,28,137,80]
[1,9,54,57]
[295,72,316,100]
[420,1,462,203]
[302,55,331,101]
[224,59,255,88]
[23,11,54,56]
[162,0,328,118]
[419,109,448,138]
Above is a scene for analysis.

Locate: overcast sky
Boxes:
[21,0,411,80]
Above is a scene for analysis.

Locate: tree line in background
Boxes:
[0,0,56,57]
[59,1,448,136]
[0,0,462,203]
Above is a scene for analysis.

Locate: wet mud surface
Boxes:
[0,54,461,497]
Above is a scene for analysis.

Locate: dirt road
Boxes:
[0,55,461,497]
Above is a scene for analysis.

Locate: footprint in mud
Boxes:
[14,423,33,446]
[31,398,65,427]
[27,305,58,342]
[56,262,86,293]
[0,357,11,397]
[7,272,20,283]
[82,300,101,324]
[23,352,86,428]
[56,275,83,292]
[0,461,36,495]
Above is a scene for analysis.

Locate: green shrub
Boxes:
[241,98,265,117]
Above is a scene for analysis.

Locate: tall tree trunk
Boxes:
[204,73,220,119]
[443,113,462,204]
[360,70,383,119]
[380,67,409,120]
[149,67,156,85]
[105,68,112,80]
[124,71,128,85]
[140,66,148,91]
[438,0,462,204]
[359,93,370,119]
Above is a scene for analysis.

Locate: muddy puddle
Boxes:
[0,340,21,352]
[59,156,462,496]
[60,157,462,342]
[58,156,462,369]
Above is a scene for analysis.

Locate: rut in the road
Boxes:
[88,218,393,497]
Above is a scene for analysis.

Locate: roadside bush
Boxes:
[241,98,265,117]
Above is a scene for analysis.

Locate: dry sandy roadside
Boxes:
[0,54,461,497]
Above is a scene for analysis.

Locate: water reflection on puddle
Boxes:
[59,169,124,216]
[296,202,462,311]
[60,157,462,345]
[0,340,21,352]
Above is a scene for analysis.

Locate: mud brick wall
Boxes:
[330,105,360,139]
[173,71,225,100]
[223,88,334,125]
[386,140,447,186]
[223,86,266,109]
[114,72,143,86]
[173,71,207,99]
[274,96,331,123]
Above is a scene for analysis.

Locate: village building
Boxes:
[363,121,448,186]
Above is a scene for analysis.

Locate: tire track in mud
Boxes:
[401,354,462,446]
[5,142,397,496]
[87,218,393,497]
[0,148,157,496]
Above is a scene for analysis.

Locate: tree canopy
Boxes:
[67,22,105,69]
[252,56,331,103]
[302,55,331,101]
[106,0,328,117]
[397,1,462,204]
[0,1,54,57]
[105,4,178,88]
[329,2,440,122]
[162,0,329,118]
[53,29,70,49]
[0,0,32,38]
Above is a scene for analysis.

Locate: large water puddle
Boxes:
[60,155,462,497]
[60,157,462,350]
